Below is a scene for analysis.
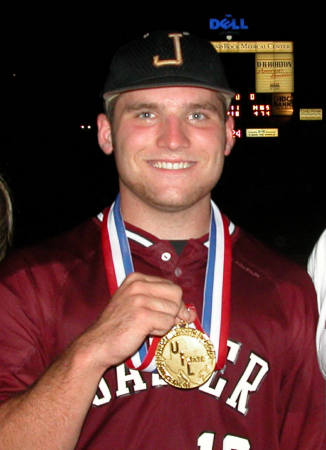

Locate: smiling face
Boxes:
[98,86,234,220]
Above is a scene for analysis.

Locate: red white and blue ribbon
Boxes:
[101,194,231,372]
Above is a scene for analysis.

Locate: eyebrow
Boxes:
[124,103,159,112]
[186,103,220,112]
[123,102,221,113]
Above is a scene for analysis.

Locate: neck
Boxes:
[119,194,212,240]
[120,193,211,240]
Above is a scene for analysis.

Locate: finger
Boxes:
[148,310,182,336]
[175,303,197,323]
[149,305,196,335]
[122,274,183,306]
[123,272,174,287]
[125,292,182,323]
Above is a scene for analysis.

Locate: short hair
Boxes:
[104,94,120,124]
[0,175,13,261]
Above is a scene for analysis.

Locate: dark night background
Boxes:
[1,9,325,265]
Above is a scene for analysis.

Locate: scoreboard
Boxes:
[228,93,281,139]
[228,93,272,118]
[213,41,297,139]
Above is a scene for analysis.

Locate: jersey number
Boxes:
[198,432,250,449]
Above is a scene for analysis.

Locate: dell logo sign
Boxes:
[210,14,249,31]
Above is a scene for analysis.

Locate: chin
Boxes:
[144,190,211,213]
[120,178,213,213]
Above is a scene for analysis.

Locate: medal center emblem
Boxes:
[155,323,216,389]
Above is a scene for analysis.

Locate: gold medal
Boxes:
[155,322,216,389]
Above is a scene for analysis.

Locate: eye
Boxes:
[138,111,155,119]
[189,112,206,121]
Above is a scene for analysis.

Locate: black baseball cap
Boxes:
[102,31,234,101]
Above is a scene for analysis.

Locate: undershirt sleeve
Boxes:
[307,229,326,378]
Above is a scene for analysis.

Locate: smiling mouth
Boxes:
[150,161,194,170]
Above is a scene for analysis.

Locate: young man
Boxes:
[0,31,324,449]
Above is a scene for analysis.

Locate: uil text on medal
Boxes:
[155,323,216,389]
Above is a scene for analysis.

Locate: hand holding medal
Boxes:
[102,195,231,388]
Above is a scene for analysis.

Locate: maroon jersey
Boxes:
[0,216,325,449]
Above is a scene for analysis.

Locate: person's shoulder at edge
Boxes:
[231,224,315,291]
[0,216,103,278]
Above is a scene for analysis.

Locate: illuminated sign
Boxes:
[209,15,248,31]
[300,109,323,120]
[228,105,241,117]
[211,41,293,53]
[255,53,294,93]
[272,94,293,116]
[232,129,242,138]
[246,129,279,138]
[252,105,271,117]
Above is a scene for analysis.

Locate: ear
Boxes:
[224,116,235,156]
[97,113,114,155]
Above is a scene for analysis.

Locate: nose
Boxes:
[157,115,190,150]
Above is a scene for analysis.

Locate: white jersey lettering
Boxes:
[226,352,269,415]
[223,434,251,449]
[197,431,215,449]
[151,372,168,387]
[92,341,269,416]
[115,363,147,397]
[197,432,250,449]
[93,377,112,406]
[199,340,241,398]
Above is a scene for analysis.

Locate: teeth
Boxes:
[152,161,192,170]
